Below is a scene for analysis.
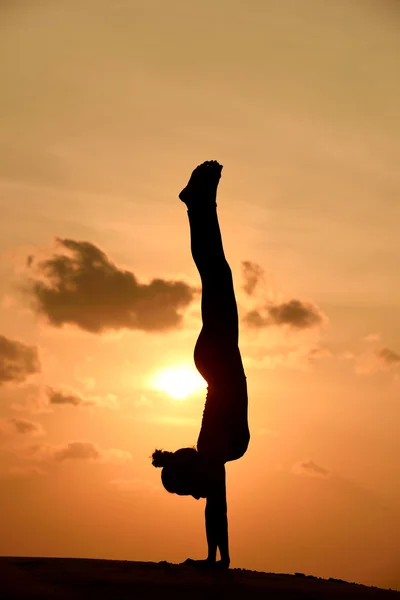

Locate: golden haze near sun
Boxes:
[151,365,206,400]
[0,0,400,593]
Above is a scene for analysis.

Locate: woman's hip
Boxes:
[194,331,246,384]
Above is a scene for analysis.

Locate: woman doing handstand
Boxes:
[152,160,250,569]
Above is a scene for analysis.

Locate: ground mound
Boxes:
[1,557,398,600]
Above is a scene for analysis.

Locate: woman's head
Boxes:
[152,447,204,498]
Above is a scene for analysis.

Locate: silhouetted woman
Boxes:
[152,161,250,569]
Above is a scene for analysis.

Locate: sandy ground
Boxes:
[0,558,399,600]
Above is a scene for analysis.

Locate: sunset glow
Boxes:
[0,0,399,591]
[151,366,206,399]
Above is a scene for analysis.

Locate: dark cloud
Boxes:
[0,417,44,437]
[244,299,324,330]
[293,460,330,478]
[241,261,264,296]
[48,388,82,406]
[244,309,267,328]
[54,441,101,461]
[266,300,324,328]
[377,347,400,366]
[24,238,195,333]
[10,418,44,436]
[0,335,41,385]
[47,386,118,409]
[26,441,131,464]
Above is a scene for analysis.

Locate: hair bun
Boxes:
[152,449,173,468]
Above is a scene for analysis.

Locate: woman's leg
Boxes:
[180,161,249,461]
[189,208,238,342]
[180,161,239,378]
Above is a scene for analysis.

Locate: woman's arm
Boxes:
[205,464,230,567]
[183,461,230,569]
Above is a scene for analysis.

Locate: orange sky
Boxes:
[0,0,399,591]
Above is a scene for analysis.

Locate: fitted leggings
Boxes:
[188,205,250,463]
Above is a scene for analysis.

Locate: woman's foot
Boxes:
[179,160,223,208]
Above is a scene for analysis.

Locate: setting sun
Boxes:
[151,366,206,399]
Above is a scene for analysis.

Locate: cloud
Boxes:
[74,374,96,391]
[110,478,159,492]
[363,333,381,342]
[23,238,195,333]
[7,465,47,478]
[53,442,101,461]
[244,299,325,330]
[133,394,154,408]
[47,386,119,409]
[243,342,314,371]
[9,418,44,436]
[308,346,333,361]
[0,417,44,437]
[25,441,132,464]
[11,385,118,413]
[354,346,400,375]
[47,388,82,406]
[241,261,264,296]
[10,385,53,414]
[292,460,330,478]
[377,347,400,367]
[338,351,355,361]
[0,335,40,385]
[244,310,267,328]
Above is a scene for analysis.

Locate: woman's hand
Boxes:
[182,558,214,568]
[182,557,229,570]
